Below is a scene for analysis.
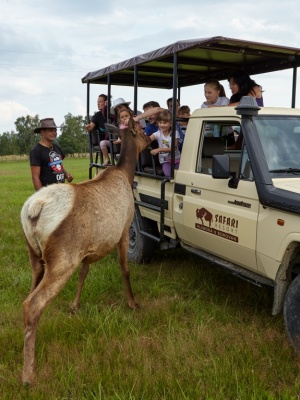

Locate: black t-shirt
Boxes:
[30,143,66,186]
[91,111,106,130]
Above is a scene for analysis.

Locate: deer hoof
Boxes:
[22,371,35,385]
[128,301,139,310]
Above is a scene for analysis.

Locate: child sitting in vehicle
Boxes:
[149,110,181,177]
[114,108,142,141]
[201,79,229,108]
[178,105,191,133]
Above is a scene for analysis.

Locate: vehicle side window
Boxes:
[196,121,242,175]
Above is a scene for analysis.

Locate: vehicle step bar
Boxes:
[181,241,274,288]
[134,178,170,242]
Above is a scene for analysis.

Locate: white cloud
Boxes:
[8,78,43,96]
[0,101,33,131]
[68,96,86,118]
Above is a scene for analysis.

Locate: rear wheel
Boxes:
[128,209,157,264]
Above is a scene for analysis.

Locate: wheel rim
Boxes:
[128,222,137,253]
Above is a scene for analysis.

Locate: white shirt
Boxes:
[201,96,230,108]
[152,129,181,164]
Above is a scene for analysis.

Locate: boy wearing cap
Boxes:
[30,118,73,190]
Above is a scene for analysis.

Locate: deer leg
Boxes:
[117,229,138,309]
[70,261,90,313]
[27,244,44,293]
[22,262,76,384]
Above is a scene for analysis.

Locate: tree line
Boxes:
[0,113,89,156]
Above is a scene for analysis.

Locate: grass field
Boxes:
[0,157,300,399]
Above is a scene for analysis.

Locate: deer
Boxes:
[20,121,151,384]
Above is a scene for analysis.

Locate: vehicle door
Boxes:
[174,120,259,272]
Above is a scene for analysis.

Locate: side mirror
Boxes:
[212,155,230,179]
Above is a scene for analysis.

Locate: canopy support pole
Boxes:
[171,53,178,179]
[291,67,297,108]
[134,65,138,114]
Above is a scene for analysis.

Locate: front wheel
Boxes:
[128,210,157,264]
[284,273,300,354]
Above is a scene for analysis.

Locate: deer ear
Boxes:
[127,118,138,134]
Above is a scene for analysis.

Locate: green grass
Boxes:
[1,158,300,399]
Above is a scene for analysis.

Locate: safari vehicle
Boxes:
[82,36,300,352]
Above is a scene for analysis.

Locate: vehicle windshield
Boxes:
[255,116,300,174]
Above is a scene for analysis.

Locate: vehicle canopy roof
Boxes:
[82,36,300,90]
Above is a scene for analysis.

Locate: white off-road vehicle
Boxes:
[83,36,300,352]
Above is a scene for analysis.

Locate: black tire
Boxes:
[284,272,300,354]
[291,255,300,278]
[128,209,157,264]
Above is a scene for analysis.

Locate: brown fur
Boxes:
[20,125,151,384]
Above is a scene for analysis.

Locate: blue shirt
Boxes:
[144,123,158,136]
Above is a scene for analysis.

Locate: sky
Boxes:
[1,0,300,135]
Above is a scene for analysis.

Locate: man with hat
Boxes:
[30,118,73,190]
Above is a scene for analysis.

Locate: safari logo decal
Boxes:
[195,207,239,242]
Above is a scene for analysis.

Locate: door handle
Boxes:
[191,188,201,195]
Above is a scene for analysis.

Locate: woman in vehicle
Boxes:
[228,70,264,106]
